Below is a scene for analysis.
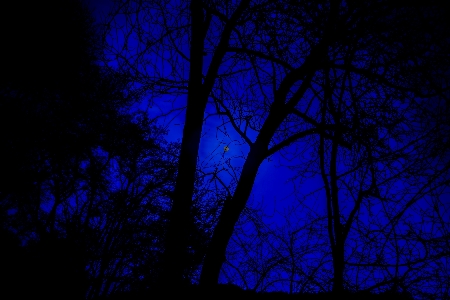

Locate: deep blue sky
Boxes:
[86,0,317,223]
[86,0,449,294]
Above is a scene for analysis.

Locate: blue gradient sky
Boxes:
[86,0,449,293]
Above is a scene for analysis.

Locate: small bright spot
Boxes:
[224,146,230,152]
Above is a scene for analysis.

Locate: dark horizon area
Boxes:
[1,0,449,299]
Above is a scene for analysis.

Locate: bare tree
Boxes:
[102,0,255,287]
[200,0,450,287]
[103,0,450,292]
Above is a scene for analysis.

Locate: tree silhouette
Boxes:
[91,0,450,297]
[0,0,191,298]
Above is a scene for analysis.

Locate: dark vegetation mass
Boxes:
[1,0,449,299]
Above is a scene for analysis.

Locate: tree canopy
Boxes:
[2,0,449,299]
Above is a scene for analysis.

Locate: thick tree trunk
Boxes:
[332,243,345,294]
[199,56,320,286]
[160,0,206,288]
[199,142,266,286]
[161,0,251,288]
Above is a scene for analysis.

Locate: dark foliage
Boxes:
[0,0,184,299]
[1,0,449,299]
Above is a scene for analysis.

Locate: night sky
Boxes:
[86,0,450,294]
[1,0,449,298]
[88,0,330,218]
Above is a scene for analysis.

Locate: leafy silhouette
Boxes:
[1,0,449,299]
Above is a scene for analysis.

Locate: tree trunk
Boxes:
[161,0,251,288]
[332,243,345,294]
[200,142,266,286]
[160,0,206,287]
[199,53,321,286]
